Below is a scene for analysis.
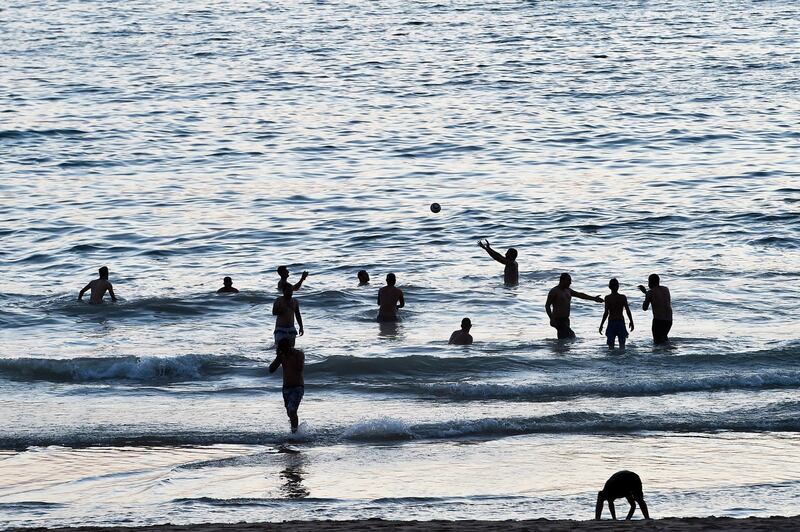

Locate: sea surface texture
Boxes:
[2,0,800,527]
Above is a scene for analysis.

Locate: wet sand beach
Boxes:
[11,516,800,532]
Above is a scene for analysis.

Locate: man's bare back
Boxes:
[647,286,672,321]
[273,296,299,328]
[78,267,117,304]
[270,347,305,388]
[547,286,572,319]
[604,292,628,321]
[377,286,404,319]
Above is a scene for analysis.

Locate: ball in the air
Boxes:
[430,202,441,213]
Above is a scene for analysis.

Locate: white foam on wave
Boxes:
[342,417,415,441]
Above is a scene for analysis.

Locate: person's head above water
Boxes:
[505,248,518,262]
[99,266,109,279]
[277,265,289,279]
[461,317,472,331]
[386,273,397,286]
[223,276,233,287]
[609,278,619,292]
[559,272,572,288]
[358,270,370,285]
[648,273,660,288]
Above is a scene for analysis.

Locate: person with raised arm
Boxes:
[545,273,603,339]
[78,266,117,304]
[638,273,673,344]
[276,265,308,292]
[595,470,650,520]
[477,239,518,286]
[272,283,304,348]
[377,273,404,322]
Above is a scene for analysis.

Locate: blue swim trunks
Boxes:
[274,326,298,346]
[282,385,304,413]
[605,320,629,343]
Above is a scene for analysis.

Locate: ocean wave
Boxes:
[0,354,260,383]
[4,409,800,450]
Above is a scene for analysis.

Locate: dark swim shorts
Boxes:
[652,319,673,344]
[605,319,629,345]
[552,318,575,339]
[282,385,304,413]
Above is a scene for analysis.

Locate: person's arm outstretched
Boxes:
[294,300,304,336]
[78,282,92,301]
[478,239,508,265]
[638,285,651,311]
[624,296,634,331]
[599,299,609,334]
[570,288,603,303]
[269,353,283,373]
[292,271,309,291]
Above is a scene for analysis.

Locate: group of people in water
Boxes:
[76,239,673,510]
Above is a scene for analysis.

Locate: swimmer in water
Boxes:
[217,276,239,293]
[638,273,673,344]
[78,266,117,304]
[448,317,473,345]
[277,265,308,292]
[272,283,304,348]
[269,337,305,433]
[595,470,650,520]
[357,270,370,286]
[477,239,518,286]
[377,273,404,322]
[545,273,603,339]
[599,278,634,349]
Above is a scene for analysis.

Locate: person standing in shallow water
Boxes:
[449,317,473,345]
[269,337,305,433]
[377,273,404,322]
[272,283,304,348]
[638,273,673,344]
[599,278,634,349]
[595,470,650,520]
[217,276,239,293]
[78,266,117,304]
[477,239,518,286]
[545,273,603,339]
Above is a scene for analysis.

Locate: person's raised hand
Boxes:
[638,285,647,294]
[301,271,309,280]
[594,295,603,303]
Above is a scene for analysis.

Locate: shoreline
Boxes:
[11,516,800,532]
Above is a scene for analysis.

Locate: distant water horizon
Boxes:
[1,0,799,528]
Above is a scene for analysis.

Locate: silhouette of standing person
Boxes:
[272,283,304,348]
[277,265,308,292]
[545,273,603,339]
[638,273,672,344]
[477,239,518,286]
[217,276,239,293]
[269,338,305,433]
[377,273,404,322]
[595,470,650,520]
[78,266,117,304]
[599,278,634,349]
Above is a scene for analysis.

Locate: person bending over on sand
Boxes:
[277,265,308,292]
[269,337,305,433]
[545,273,603,339]
[78,266,117,304]
[477,239,518,286]
[377,273,404,322]
[595,470,650,520]
[272,283,304,348]
[217,276,239,294]
[599,278,634,349]
[357,270,370,286]
[638,273,672,344]
[449,317,473,345]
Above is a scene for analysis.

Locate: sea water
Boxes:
[1,0,800,527]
